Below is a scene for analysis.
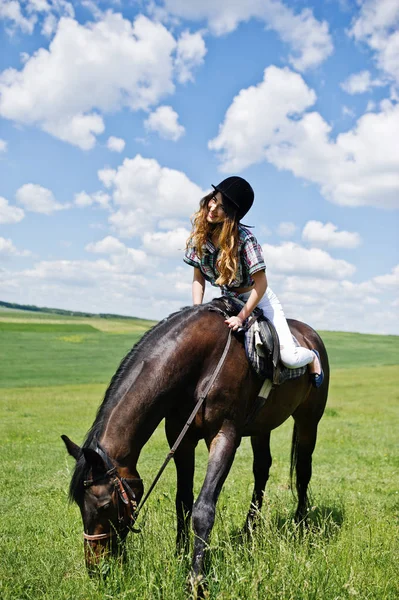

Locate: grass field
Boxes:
[0,308,398,599]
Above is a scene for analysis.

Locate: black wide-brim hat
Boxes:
[212,176,254,220]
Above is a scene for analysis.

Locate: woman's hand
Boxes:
[224,271,267,331]
[224,315,243,330]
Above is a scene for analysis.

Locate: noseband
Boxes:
[83,443,142,542]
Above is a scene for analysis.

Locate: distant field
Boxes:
[319,330,398,369]
[1,308,397,388]
[0,322,98,333]
[0,308,159,388]
[0,309,157,333]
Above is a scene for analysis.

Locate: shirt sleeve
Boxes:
[183,244,201,268]
[241,234,266,275]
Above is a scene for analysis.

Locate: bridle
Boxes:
[82,443,142,542]
[82,325,234,545]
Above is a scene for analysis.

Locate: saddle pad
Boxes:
[245,318,307,384]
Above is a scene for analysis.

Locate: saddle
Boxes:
[209,297,307,386]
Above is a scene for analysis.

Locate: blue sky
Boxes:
[0,0,398,334]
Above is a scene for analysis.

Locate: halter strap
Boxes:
[82,445,142,542]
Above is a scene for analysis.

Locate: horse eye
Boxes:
[99,502,111,511]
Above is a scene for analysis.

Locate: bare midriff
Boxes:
[227,284,254,294]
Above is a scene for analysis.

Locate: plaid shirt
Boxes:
[184,225,266,293]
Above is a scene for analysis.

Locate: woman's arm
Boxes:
[192,267,206,305]
[225,270,267,330]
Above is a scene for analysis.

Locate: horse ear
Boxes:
[61,435,82,460]
[82,447,107,471]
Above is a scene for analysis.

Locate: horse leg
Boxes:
[243,432,272,533]
[190,423,239,586]
[165,418,196,554]
[291,420,318,523]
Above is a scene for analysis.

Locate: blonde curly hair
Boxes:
[187,192,239,286]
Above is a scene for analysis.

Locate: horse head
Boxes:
[62,435,143,573]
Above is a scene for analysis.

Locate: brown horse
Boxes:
[62,298,329,587]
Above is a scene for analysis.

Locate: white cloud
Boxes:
[0,138,7,152]
[282,276,377,298]
[0,196,25,224]
[162,0,333,70]
[142,227,190,257]
[74,190,110,209]
[0,13,177,149]
[0,1,36,34]
[86,235,149,271]
[340,70,383,94]
[0,0,74,35]
[267,272,399,334]
[175,30,207,83]
[302,220,362,248]
[373,264,399,288]
[15,183,68,214]
[27,0,74,18]
[2,253,397,332]
[342,105,355,118]
[209,66,316,171]
[260,2,333,72]
[350,0,399,86]
[107,136,126,153]
[0,236,30,257]
[209,66,399,209]
[42,112,105,150]
[41,12,57,36]
[144,105,185,141]
[85,235,127,255]
[262,242,356,279]
[0,258,191,320]
[158,218,187,230]
[98,154,204,237]
[97,167,115,189]
[108,208,155,239]
[277,221,297,237]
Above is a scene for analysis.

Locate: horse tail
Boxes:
[290,422,299,497]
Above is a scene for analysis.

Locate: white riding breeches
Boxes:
[236,287,314,369]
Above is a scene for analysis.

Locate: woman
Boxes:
[184,176,323,387]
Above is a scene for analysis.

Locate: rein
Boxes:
[134,328,233,519]
[82,328,233,542]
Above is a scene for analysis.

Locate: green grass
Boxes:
[319,330,398,369]
[0,312,398,599]
[0,322,98,332]
[0,330,140,388]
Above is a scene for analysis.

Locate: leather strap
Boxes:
[134,329,233,519]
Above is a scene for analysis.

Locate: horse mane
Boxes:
[68,299,232,504]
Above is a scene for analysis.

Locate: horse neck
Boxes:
[98,310,222,472]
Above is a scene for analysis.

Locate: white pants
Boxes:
[235,287,314,369]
